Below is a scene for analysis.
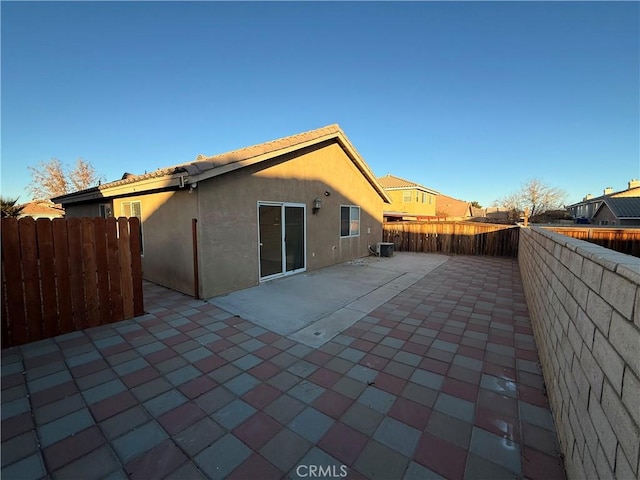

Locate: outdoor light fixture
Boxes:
[313,198,322,214]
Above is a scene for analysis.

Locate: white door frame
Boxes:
[257,201,307,281]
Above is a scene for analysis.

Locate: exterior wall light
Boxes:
[313,198,322,214]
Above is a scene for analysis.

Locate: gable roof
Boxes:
[53,125,391,205]
[435,194,472,217]
[594,197,640,219]
[377,174,439,195]
[19,201,64,218]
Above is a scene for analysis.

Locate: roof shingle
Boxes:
[599,197,640,218]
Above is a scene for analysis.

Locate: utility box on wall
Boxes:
[376,242,394,257]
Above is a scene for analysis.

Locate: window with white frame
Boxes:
[121,201,144,254]
[340,205,360,237]
[402,190,412,203]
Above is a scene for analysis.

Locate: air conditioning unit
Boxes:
[376,242,394,257]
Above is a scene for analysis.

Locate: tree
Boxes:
[69,158,102,192]
[1,197,25,218]
[27,158,104,200]
[470,201,482,209]
[495,178,566,220]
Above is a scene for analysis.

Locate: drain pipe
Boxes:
[192,218,200,299]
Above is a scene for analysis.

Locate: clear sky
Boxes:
[2,1,638,208]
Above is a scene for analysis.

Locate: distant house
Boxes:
[435,194,472,220]
[377,174,439,221]
[18,200,65,219]
[591,197,640,226]
[567,179,640,223]
[53,125,391,298]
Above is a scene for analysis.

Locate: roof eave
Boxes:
[53,174,186,205]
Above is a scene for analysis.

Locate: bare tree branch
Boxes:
[69,158,104,191]
[27,158,69,200]
[27,157,105,201]
[494,178,566,222]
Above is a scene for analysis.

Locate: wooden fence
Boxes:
[1,217,144,348]
[383,221,520,257]
[543,226,640,257]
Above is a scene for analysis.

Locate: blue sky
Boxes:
[2,1,638,208]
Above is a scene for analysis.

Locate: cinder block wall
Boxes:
[518,227,639,479]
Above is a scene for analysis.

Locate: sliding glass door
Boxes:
[258,202,306,279]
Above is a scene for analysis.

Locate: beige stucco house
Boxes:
[53,125,391,298]
[377,174,439,221]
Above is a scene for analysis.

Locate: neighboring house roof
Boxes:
[435,194,471,217]
[19,201,65,218]
[593,197,640,219]
[53,125,391,205]
[377,174,440,195]
[567,185,640,208]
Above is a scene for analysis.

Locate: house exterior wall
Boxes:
[196,142,384,298]
[63,203,103,218]
[112,191,198,295]
[592,206,618,225]
[592,206,640,227]
[385,189,437,216]
[612,187,640,198]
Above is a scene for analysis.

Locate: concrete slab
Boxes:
[209,253,450,346]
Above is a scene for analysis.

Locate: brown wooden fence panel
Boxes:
[543,227,640,257]
[383,221,519,257]
[82,218,100,328]
[52,219,73,334]
[67,218,87,330]
[94,219,111,326]
[20,218,43,342]
[36,219,59,338]
[106,218,124,322]
[2,218,27,347]
[1,216,144,348]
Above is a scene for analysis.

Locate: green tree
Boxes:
[1,197,25,217]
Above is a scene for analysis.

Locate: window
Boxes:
[121,201,144,254]
[121,201,141,219]
[99,203,112,218]
[429,194,433,205]
[340,206,360,237]
[421,192,427,203]
[402,190,412,203]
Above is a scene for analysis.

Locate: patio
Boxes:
[1,254,566,479]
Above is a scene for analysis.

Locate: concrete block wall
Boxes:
[518,227,640,479]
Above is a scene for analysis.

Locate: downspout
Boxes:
[192,218,200,300]
[190,179,201,300]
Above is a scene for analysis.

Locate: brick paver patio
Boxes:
[1,255,567,479]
